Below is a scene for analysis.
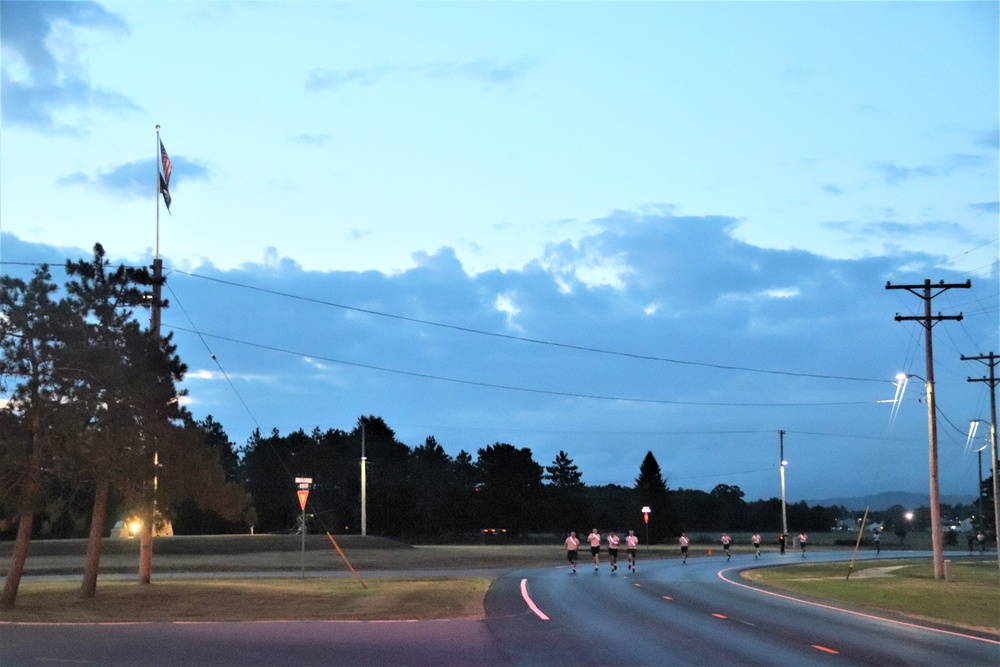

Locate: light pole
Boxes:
[897,372,945,579]
[779,431,788,541]
[977,444,987,533]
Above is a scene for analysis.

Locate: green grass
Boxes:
[741,558,1000,632]
[0,578,491,623]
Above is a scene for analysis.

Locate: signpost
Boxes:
[642,506,651,545]
[295,477,312,578]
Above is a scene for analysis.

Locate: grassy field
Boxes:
[742,558,1000,633]
[0,578,491,623]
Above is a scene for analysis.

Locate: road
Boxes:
[486,549,999,666]
[1,550,997,666]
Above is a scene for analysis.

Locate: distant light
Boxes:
[781,460,788,466]
[128,519,142,536]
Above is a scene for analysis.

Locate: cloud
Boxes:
[292,133,332,148]
[425,57,537,87]
[969,201,999,215]
[305,65,393,92]
[823,219,979,244]
[305,58,535,93]
[975,127,999,150]
[873,154,988,185]
[57,155,210,199]
[0,0,137,132]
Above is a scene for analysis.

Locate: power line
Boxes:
[172,269,887,384]
[164,323,874,408]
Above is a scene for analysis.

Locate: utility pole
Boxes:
[886,278,970,580]
[961,352,999,570]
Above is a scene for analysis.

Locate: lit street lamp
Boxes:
[779,431,789,544]
[977,444,987,533]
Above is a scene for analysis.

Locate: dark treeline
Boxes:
[214,415,990,542]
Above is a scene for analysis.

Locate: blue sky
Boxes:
[1,1,998,504]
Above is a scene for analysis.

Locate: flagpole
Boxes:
[155,125,161,260]
[142,125,165,585]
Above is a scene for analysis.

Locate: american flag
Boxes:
[159,139,173,211]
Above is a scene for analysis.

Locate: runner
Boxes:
[721,534,732,561]
[679,533,690,564]
[565,531,580,573]
[625,530,639,572]
[798,532,808,556]
[751,532,762,559]
[873,529,881,555]
[607,531,620,572]
[588,528,602,572]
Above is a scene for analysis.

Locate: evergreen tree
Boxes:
[476,443,544,534]
[545,450,585,531]
[63,245,187,598]
[0,266,76,608]
[635,451,676,542]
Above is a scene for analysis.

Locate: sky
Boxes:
[1,1,998,506]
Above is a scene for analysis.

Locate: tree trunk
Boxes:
[80,480,110,599]
[2,408,47,609]
[1,512,35,609]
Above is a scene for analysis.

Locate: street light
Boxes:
[896,372,946,579]
[779,431,789,545]
[977,444,987,533]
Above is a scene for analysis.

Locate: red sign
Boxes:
[297,489,309,511]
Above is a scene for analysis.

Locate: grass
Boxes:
[0,577,491,623]
[741,558,1000,633]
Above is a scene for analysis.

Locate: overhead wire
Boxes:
[172,269,888,384]
[163,322,874,408]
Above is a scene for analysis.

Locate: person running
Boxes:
[873,529,881,555]
[607,532,620,573]
[679,533,690,564]
[588,528,602,572]
[977,531,986,552]
[565,531,580,573]
[626,530,639,572]
[721,534,732,561]
[751,533,762,559]
[798,532,808,556]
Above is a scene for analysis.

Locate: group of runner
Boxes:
[568,530,810,571]
[564,528,639,573]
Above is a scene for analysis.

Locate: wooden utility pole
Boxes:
[886,278,970,580]
[961,352,1000,570]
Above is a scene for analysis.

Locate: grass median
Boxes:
[740,557,1000,633]
[0,578,491,623]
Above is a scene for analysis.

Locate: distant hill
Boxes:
[805,491,972,511]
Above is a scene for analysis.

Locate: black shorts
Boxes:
[681,545,688,554]
[608,548,618,557]
[723,544,730,550]
[567,550,578,562]
[590,546,600,556]
[627,548,637,558]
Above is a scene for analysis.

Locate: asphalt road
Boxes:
[2,550,997,666]
[486,549,999,666]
